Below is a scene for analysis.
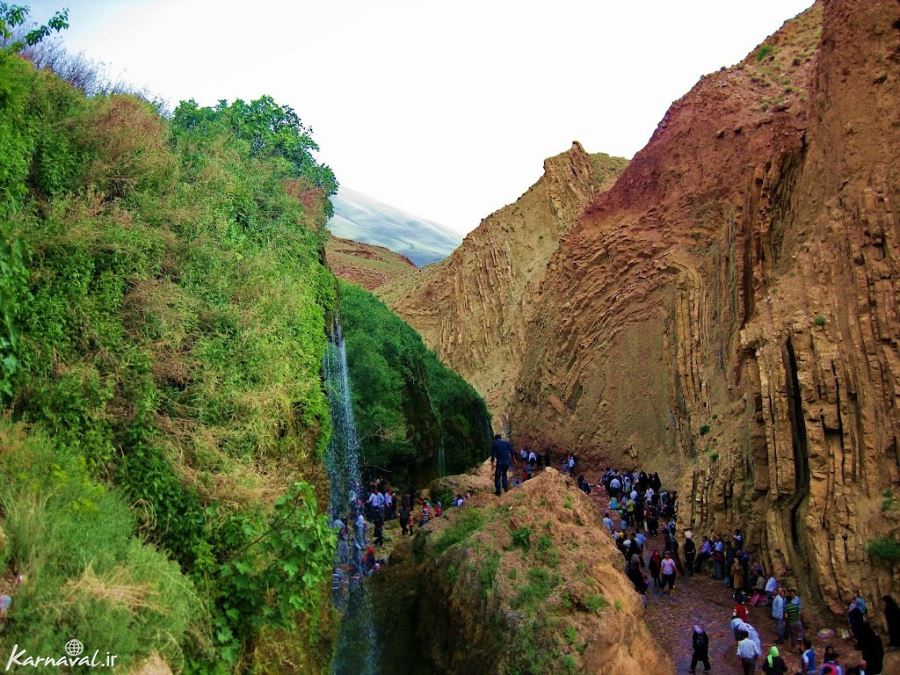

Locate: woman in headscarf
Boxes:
[649,549,662,591]
[626,554,646,594]
[761,645,787,674]
[690,625,710,673]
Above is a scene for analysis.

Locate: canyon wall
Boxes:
[510,0,898,620]
[380,144,627,429]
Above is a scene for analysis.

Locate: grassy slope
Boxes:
[0,55,336,671]
[325,234,416,290]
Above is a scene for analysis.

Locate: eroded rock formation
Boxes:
[508,0,898,622]
[379,145,628,428]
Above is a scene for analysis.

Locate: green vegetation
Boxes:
[511,526,533,551]
[339,281,491,485]
[512,567,560,610]
[433,508,486,556]
[584,593,608,613]
[561,654,578,674]
[479,551,501,596]
[699,423,711,436]
[814,313,827,327]
[756,44,774,62]
[0,30,338,669]
[563,625,577,645]
[867,537,900,563]
[710,451,720,462]
[0,423,197,669]
[881,489,895,512]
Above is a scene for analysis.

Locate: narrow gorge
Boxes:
[368,0,899,646]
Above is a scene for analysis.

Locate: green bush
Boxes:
[479,551,501,596]
[867,537,900,563]
[584,593,608,613]
[814,314,827,327]
[756,44,774,62]
[699,424,711,436]
[512,567,559,610]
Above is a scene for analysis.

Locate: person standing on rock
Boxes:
[489,433,512,496]
[690,625,711,673]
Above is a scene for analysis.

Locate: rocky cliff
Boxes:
[508,0,898,624]
[379,145,627,428]
[368,468,671,674]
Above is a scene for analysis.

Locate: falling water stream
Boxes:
[324,317,379,674]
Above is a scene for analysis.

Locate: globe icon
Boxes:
[65,640,84,657]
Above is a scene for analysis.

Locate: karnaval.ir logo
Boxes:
[5,639,118,670]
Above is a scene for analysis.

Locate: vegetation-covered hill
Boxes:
[340,282,491,486]
[0,7,495,668]
[0,27,341,667]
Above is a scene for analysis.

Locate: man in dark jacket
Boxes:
[490,434,512,496]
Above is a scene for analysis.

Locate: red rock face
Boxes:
[510,0,898,622]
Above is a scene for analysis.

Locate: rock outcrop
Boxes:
[379,145,627,429]
[507,0,898,624]
[368,468,671,674]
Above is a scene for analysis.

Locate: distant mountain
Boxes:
[326,188,462,266]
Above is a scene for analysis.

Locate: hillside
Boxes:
[325,234,416,290]
[379,144,628,428]
[0,28,489,671]
[369,468,671,674]
[327,187,462,266]
[508,0,899,624]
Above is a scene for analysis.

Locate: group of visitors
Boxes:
[592,463,894,675]
[330,478,472,604]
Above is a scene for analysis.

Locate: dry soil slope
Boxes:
[379,144,628,428]
[510,0,898,624]
[325,234,417,290]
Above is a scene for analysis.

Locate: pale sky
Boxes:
[28,0,814,234]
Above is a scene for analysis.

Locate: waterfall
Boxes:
[324,316,379,675]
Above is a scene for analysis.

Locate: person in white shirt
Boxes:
[736,628,761,674]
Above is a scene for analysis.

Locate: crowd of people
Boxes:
[591,465,894,675]
[332,434,897,675]
[330,479,472,604]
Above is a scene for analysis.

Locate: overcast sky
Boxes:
[29,0,814,234]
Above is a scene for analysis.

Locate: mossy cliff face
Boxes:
[369,469,671,674]
[509,0,899,624]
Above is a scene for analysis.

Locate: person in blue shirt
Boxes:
[489,434,512,496]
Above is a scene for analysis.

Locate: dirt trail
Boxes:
[588,485,862,674]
